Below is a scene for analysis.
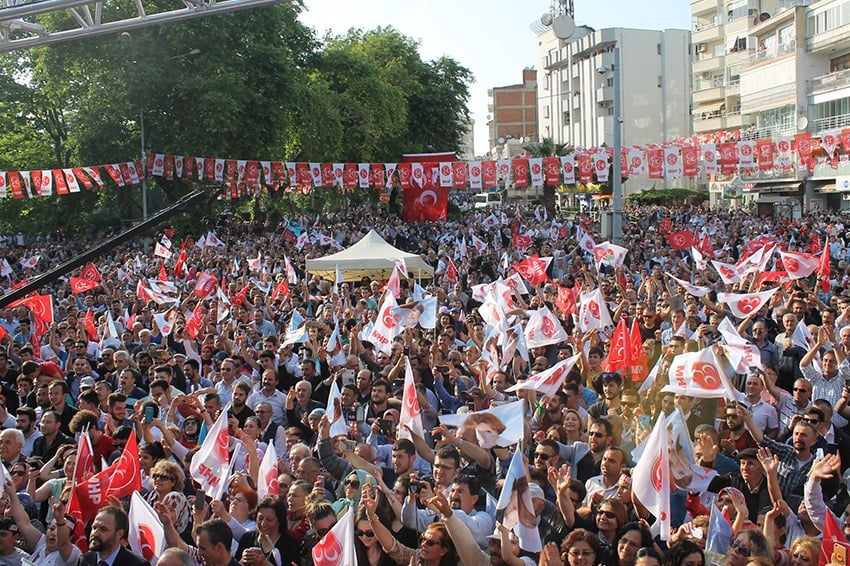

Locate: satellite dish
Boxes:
[540,12,553,26]
[497,137,506,145]
[797,116,809,131]
[551,14,576,40]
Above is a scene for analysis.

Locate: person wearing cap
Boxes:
[0,515,28,565]
[706,447,770,523]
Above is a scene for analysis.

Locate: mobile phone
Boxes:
[466,401,476,411]
[317,475,324,489]
[144,406,154,424]
[403,346,410,356]
[639,415,651,428]
[835,544,848,566]
[691,527,704,540]
[342,369,355,385]
[355,406,365,423]
[379,419,392,435]
[194,489,206,511]
[435,365,449,373]
[340,439,357,452]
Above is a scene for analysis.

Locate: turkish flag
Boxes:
[173,244,188,278]
[445,260,458,284]
[185,304,204,340]
[69,277,98,295]
[667,230,695,250]
[230,284,250,308]
[818,508,849,566]
[193,272,219,298]
[271,279,290,302]
[402,173,448,223]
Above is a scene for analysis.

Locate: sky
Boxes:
[298,0,693,157]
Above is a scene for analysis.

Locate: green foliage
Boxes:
[626,188,703,205]
[0,11,471,235]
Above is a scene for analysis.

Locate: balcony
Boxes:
[746,41,796,67]
[693,55,723,74]
[694,115,724,132]
[808,23,850,54]
[740,83,796,112]
[812,112,850,133]
[693,25,722,44]
[809,68,850,96]
[596,85,614,103]
[726,78,740,95]
[691,0,719,16]
[693,85,725,104]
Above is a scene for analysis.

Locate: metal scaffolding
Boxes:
[0,0,290,52]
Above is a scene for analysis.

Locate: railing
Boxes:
[812,113,850,132]
[809,68,850,93]
[739,124,796,140]
[748,41,796,65]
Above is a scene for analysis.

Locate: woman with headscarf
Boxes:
[332,469,375,517]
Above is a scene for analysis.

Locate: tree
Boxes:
[523,138,571,214]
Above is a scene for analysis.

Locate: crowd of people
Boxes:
[1,201,850,566]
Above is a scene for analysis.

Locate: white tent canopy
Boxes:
[305,229,434,282]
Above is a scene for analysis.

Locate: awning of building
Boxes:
[695,101,724,113]
[747,181,802,194]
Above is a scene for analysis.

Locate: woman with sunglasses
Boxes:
[361,484,459,566]
[332,470,375,517]
[354,506,396,566]
[726,530,771,566]
[146,460,191,536]
[591,498,629,565]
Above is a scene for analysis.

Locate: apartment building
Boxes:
[535,25,691,191]
[487,69,539,159]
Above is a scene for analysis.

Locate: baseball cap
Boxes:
[80,377,96,389]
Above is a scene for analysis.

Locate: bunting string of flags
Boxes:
[0,128,846,200]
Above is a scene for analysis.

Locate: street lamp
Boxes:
[121,31,199,221]
[597,46,623,243]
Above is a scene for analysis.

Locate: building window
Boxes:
[831,53,850,72]
[658,76,663,88]
[657,43,662,55]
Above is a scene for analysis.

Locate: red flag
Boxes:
[185,304,204,340]
[106,429,142,498]
[481,160,497,189]
[84,309,97,339]
[9,294,53,325]
[402,171,448,223]
[230,285,250,308]
[660,217,672,234]
[194,272,219,298]
[173,243,187,278]
[543,157,561,185]
[513,256,549,287]
[577,153,594,183]
[80,262,101,282]
[451,161,467,189]
[512,158,529,188]
[445,260,458,285]
[271,279,290,302]
[795,133,813,169]
[756,139,774,170]
[628,319,649,380]
[602,318,630,373]
[69,277,98,295]
[667,230,695,250]
[819,237,831,293]
[698,234,715,260]
[157,263,168,282]
[512,233,533,250]
[819,509,849,566]
[681,145,699,177]
[555,286,577,315]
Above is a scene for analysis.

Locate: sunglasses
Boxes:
[597,509,618,519]
[355,529,375,537]
[730,540,751,554]
[534,453,551,461]
[152,473,174,481]
[345,480,361,488]
[9,471,25,477]
[421,539,441,547]
[589,432,607,438]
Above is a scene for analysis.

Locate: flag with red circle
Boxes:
[631,414,671,540]
[717,288,779,319]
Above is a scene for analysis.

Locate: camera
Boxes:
[409,475,435,495]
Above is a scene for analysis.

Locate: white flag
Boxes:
[128,491,165,565]
[523,306,569,348]
[256,440,280,500]
[716,288,778,319]
[397,357,424,439]
[312,502,356,566]
[189,404,230,499]
[506,353,580,398]
[631,415,671,540]
[667,273,711,297]
[662,347,739,400]
[578,288,614,332]
[367,293,402,354]
[324,380,350,439]
[153,243,172,259]
[496,444,542,552]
